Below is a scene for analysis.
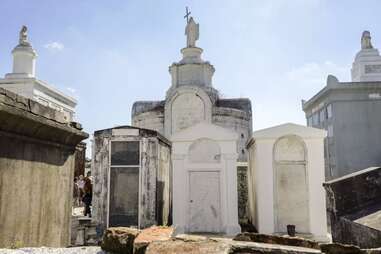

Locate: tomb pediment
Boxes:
[252,123,326,140]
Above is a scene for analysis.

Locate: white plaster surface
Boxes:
[247,123,328,241]
[171,122,240,236]
[164,86,212,137]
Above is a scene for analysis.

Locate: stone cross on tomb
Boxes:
[184,6,191,23]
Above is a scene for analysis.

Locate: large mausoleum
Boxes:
[131,16,251,234]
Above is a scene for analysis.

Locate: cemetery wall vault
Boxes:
[0,88,88,248]
[92,126,172,233]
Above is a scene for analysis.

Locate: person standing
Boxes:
[82,177,92,217]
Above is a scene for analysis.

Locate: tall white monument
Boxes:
[0,26,77,122]
[351,31,381,82]
[6,26,37,79]
[132,11,253,229]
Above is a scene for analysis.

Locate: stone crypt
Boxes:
[246,123,328,241]
[131,16,251,234]
[171,122,240,235]
[92,126,172,231]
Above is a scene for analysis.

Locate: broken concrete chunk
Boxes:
[101,227,140,254]
[234,233,320,250]
[133,226,174,254]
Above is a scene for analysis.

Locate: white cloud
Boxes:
[285,61,349,87]
[66,87,79,99]
[66,87,76,93]
[44,41,64,52]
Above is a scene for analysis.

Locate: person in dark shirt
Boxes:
[82,176,92,217]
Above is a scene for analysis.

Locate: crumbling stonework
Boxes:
[101,227,140,254]
[132,97,252,162]
[92,126,172,232]
[74,142,86,178]
[237,165,249,223]
[323,167,381,248]
[234,233,320,250]
[0,88,88,247]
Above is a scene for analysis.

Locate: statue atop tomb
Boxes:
[361,30,373,49]
[19,25,30,46]
[185,17,199,48]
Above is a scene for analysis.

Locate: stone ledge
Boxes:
[0,88,88,146]
[233,233,320,249]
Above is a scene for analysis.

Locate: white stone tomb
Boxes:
[171,122,241,235]
[246,123,328,241]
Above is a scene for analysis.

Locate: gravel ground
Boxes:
[0,247,104,254]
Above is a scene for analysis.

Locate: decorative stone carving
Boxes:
[361,31,373,49]
[185,17,199,48]
[19,25,30,46]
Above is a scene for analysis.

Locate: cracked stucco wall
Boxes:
[0,88,88,248]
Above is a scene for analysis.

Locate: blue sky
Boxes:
[0,0,380,156]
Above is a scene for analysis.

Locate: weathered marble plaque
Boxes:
[365,64,381,73]
[171,93,205,133]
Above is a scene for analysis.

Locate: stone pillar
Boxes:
[223,153,241,235]
[172,154,186,234]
